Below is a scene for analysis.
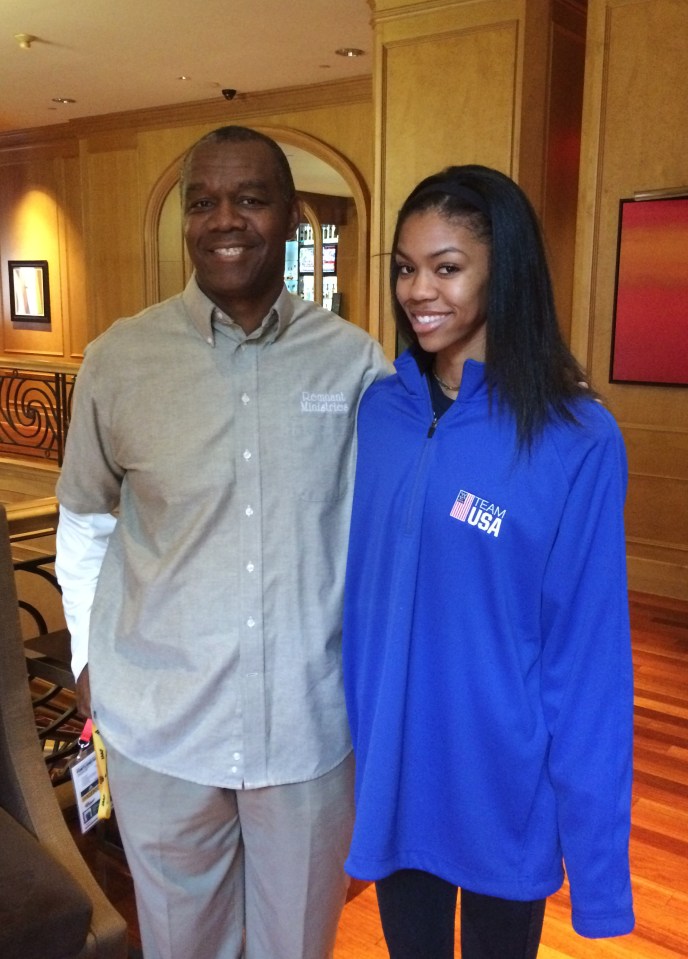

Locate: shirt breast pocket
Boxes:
[289,411,354,502]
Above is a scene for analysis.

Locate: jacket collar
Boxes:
[395,348,488,402]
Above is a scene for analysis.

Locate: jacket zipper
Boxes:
[404,409,439,532]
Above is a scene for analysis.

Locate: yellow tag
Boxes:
[92,725,112,820]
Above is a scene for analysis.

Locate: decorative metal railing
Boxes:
[7,495,61,639]
[0,363,78,465]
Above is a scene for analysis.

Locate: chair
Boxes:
[7,496,85,784]
[0,503,128,959]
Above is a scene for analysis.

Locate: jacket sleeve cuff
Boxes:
[572,907,635,939]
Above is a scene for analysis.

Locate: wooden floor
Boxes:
[336,591,688,958]
[65,591,688,958]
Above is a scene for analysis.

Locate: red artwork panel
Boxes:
[610,196,688,386]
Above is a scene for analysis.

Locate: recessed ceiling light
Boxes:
[178,76,191,81]
[51,97,76,104]
[335,47,365,58]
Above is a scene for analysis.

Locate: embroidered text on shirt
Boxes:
[300,391,349,414]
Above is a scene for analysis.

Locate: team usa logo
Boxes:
[450,490,506,538]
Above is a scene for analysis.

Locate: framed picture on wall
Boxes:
[610,193,688,386]
[8,260,51,324]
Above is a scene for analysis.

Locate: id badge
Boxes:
[70,748,100,833]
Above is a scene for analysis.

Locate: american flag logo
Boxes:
[450,490,475,522]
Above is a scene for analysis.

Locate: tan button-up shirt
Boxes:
[56,278,390,788]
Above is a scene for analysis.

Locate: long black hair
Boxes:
[391,164,592,449]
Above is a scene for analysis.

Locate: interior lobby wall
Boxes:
[571,0,688,600]
[367,0,586,355]
[0,148,86,361]
[0,78,374,356]
[368,0,687,601]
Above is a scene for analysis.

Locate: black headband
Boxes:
[411,182,490,217]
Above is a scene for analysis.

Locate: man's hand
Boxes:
[75,665,92,718]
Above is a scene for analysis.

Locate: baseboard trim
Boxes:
[627,555,688,603]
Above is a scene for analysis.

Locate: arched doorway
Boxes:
[143,128,370,331]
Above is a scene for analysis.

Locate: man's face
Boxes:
[182,139,300,333]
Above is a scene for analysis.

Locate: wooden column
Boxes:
[368,0,586,355]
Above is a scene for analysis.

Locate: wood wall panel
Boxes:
[83,147,143,340]
[626,545,687,602]
[375,23,516,352]
[625,475,688,547]
[59,154,88,359]
[382,24,518,200]
[371,2,525,355]
[623,425,688,479]
[572,0,688,599]
[541,1,586,343]
[0,160,67,358]
[369,0,582,356]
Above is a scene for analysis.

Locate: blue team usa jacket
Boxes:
[343,350,635,939]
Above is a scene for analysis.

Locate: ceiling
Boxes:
[1,0,374,195]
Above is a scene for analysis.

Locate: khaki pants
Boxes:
[106,746,355,959]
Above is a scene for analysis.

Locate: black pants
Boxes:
[376,869,546,959]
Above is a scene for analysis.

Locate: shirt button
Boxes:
[231,766,238,774]
[243,449,252,460]
[247,617,256,628]
[233,752,241,761]
[245,506,254,516]
[246,562,255,573]
[241,393,250,405]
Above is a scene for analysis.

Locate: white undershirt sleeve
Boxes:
[55,504,117,682]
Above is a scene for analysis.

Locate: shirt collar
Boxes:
[182,275,295,348]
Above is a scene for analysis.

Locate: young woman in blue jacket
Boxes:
[343,166,634,958]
